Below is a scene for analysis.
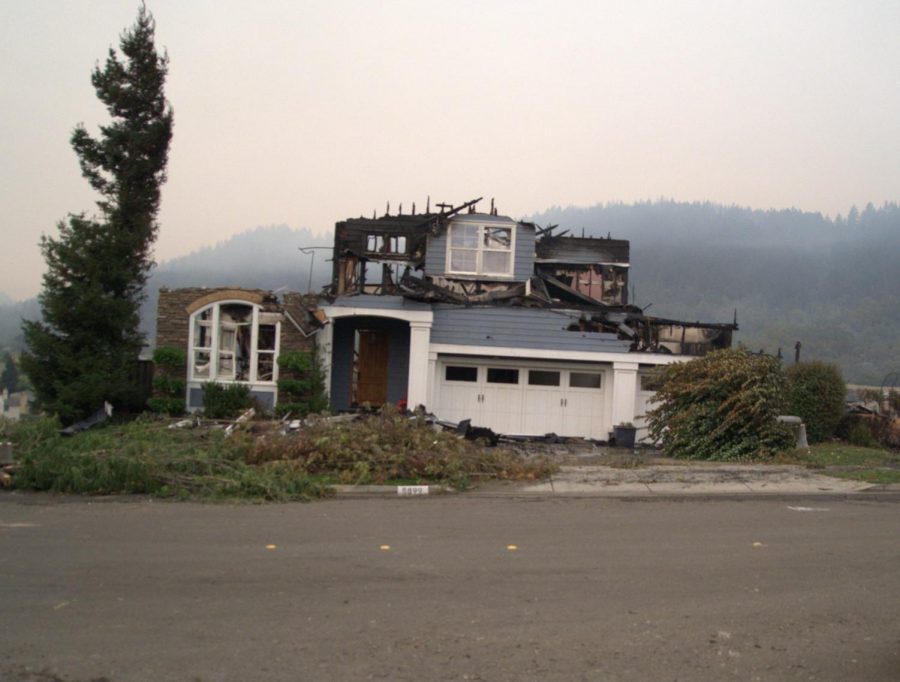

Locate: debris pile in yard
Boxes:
[1,407,556,497]
[246,405,556,488]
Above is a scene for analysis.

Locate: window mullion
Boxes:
[211,304,220,381]
[249,307,259,383]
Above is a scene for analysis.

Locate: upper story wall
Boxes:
[425,214,535,282]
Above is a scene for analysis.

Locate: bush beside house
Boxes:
[646,348,794,460]
[276,350,329,417]
[147,346,185,416]
[785,361,846,443]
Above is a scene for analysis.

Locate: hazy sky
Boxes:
[1,0,898,300]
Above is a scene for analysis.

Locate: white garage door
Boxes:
[436,359,608,439]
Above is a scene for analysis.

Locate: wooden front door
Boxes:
[356,329,389,405]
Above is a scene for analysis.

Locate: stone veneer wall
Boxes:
[280,292,320,354]
[155,287,318,383]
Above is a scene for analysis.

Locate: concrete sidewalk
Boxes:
[505,463,877,496]
[331,463,891,498]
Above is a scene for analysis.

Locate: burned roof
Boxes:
[536,235,630,265]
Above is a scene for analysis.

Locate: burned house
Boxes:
[156,197,734,440]
[316,198,736,440]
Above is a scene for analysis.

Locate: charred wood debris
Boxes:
[326,197,735,356]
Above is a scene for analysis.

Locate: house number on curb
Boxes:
[397,485,429,496]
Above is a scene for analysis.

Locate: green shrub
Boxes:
[201,382,253,419]
[785,361,846,443]
[152,346,186,368]
[146,396,185,416]
[275,349,329,417]
[277,351,313,373]
[276,378,311,395]
[646,348,794,460]
[152,376,186,395]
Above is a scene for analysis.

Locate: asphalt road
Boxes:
[1,492,899,681]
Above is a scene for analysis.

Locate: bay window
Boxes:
[188,302,280,384]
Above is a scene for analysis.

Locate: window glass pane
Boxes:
[389,236,407,254]
[484,227,511,249]
[258,325,276,351]
[217,353,234,380]
[366,234,384,252]
[193,350,211,379]
[219,327,236,351]
[482,251,510,274]
[445,366,477,382]
[570,372,602,389]
[257,353,275,382]
[487,368,519,384]
[450,249,477,272]
[194,321,211,348]
[450,224,478,248]
[529,370,560,386]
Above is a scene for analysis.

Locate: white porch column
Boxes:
[427,351,438,409]
[315,321,334,400]
[611,361,640,426]
[407,321,432,409]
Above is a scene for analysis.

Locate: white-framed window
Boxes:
[447,221,515,277]
[188,301,280,384]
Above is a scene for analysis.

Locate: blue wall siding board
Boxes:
[430,306,630,354]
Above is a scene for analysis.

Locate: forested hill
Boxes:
[531,201,900,384]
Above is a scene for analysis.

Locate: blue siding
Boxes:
[514,225,535,281]
[250,390,275,412]
[329,316,410,410]
[430,306,630,353]
[188,387,203,409]
[424,217,535,282]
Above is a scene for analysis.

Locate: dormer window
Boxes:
[447,222,514,277]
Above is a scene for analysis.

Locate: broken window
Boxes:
[447,222,514,277]
[188,302,280,384]
[365,234,407,255]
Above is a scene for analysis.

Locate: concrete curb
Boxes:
[330,484,453,497]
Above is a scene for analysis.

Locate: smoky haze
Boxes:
[1,1,899,300]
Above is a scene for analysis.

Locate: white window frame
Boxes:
[187,301,281,385]
[446,220,516,278]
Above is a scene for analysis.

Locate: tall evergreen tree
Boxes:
[0,353,19,393]
[22,6,173,424]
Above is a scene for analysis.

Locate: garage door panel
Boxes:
[438,359,609,439]
[439,364,481,424]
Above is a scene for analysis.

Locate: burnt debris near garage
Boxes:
[326,197,735,355]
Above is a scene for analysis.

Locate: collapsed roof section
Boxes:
[327,197,736,356]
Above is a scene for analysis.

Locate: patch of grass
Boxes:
[7,415,330,502]
[780,442,900,485]
[802,443,900,468]
[823,469,900,485]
